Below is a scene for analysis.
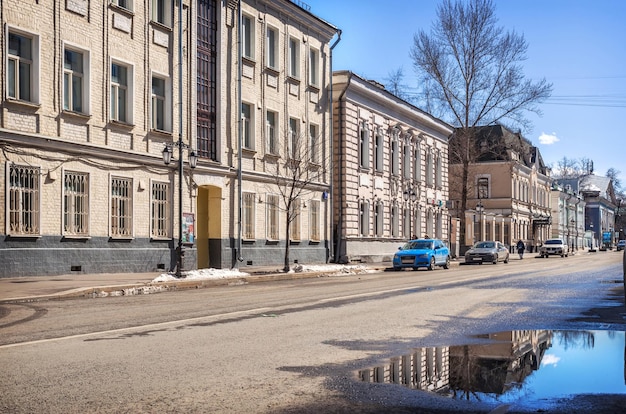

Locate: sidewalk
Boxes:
[0,263,394,303]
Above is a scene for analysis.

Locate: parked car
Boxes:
[539,239,569,258]
[464,241,509,264]
[617,240,626,251]
[392,239,451,271]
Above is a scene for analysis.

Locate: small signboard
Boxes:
[182,212,195,244]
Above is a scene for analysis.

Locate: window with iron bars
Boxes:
[110,177,132,237]
[8,164,40,235]
[64,171,89,236]
[151,181,169,238]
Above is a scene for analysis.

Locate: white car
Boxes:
[539,239,569,258]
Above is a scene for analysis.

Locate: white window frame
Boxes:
[113,0,133,11]
[243,192,255,240]
[242,102,254,150]
[309,123,319,164]
[403,141,411,179]
[426,150,434,186]
[266,25,278,70]
[375,130,384,173]
[63,45,89,114]
[310,200,320,242]
[266,110,278,155]
[359,121,370,169]
[391,137,399,176]
[267,194,279,241]
[288,37,300,78]
[477,175,490,199]
[308,47,319,87]
[151,180,170,238]
[7,29,40,103]
[374,201,384,237]
[151,0,172,27]
[359,200,370,237]
[403,207,411,239]
[290,198,301,241]
[110,60,134,124]
[242,14,255,60]
[413,145,421,181]
[110,176,133,238]
[63,170,89,237]
[288,117,299,159]
[7,164,40,236]
[435,151,443,189]
[151,73,171,132]
[414,208,421,238]
[391,203,399,238]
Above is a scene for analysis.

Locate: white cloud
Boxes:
[538,132,559,145]
[541,354,560,367]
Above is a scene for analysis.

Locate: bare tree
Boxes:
[384,67,415,103]
[268,127,328,272]
[410,0,552,247]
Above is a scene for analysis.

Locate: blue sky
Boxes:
[305,0,626,186]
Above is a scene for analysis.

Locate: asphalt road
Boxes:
[1,252,625,413]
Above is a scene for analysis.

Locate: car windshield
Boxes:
[404,241,433,250]
[545,240,563,245]
[474,242,495,249]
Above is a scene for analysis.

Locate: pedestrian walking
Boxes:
[516,240,525,259]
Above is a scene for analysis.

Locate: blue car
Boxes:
[392,238,451,271]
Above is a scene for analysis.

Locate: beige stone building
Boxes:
[448,125,552,254]
[0,0,337,277]
[332,71,453,263]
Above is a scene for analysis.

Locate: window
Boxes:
[8,164,40,235]
[478,177,489,199]
[267,194,279,240]
[151,181,169,238]
[374,201,383,237]
[266,111,278,155]
[242,14,254,59]
[413,147,421,181]
[309,47,319,86]
[113,0,133,11]
[435,152,442,188]
[310,200,320,242]
[290,198,301,241]
[8,31,37,102]
[152,0,172,26]
[391,138,399,176]
[359,200,370,237]
[391,203,399,238]
[110,62,132,123]
[375,130,384,173]
[151,75,167,131]
[403,207,411,238]
[63,171,89,236]
[289,37,299,78]
[243,192,255,240]
[359,121,370,169]
[426,151,433,186]
[266,26,278,69]
[110,177,132,237]
[289,117,299,159]
[413,208,421,238]
[63,48,85,113]
[309,123,319,164]
[403,142,411,178]
[242,102,253,149]
[426,209,434,237]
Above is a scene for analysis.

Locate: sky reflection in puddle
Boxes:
[359,330,626,404]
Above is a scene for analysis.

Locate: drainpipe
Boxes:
[335,72,351,263]
[236,0,244,265]
[328,30,341,262]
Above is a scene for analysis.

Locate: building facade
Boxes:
[448,125,552,254]
[0,0,337,277]
[550,182,586,251]
[332,71,453,263]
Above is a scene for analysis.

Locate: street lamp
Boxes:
[476,200,484,242]
[163,142,197,277]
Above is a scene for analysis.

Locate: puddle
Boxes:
[359,330,626,405]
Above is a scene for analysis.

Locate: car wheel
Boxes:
[492,256,498,265]
[427,257,435,271]
[393,267,400,271]
[412,267,419,271]
[504,255,509,264]
[443,256,450,269]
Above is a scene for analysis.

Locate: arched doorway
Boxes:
[197,185,222,269]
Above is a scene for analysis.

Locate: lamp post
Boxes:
[163,143,197,277]
[476,200,484,242]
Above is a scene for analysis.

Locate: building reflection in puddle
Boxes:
[358,330,626,403]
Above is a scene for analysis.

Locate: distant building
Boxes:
[448,125,552,253]
[332,71,453,263]
[549,182,585,251]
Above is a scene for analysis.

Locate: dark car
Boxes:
[617,240,626,251]
[392,239,451,271]
[464,241,510,264]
